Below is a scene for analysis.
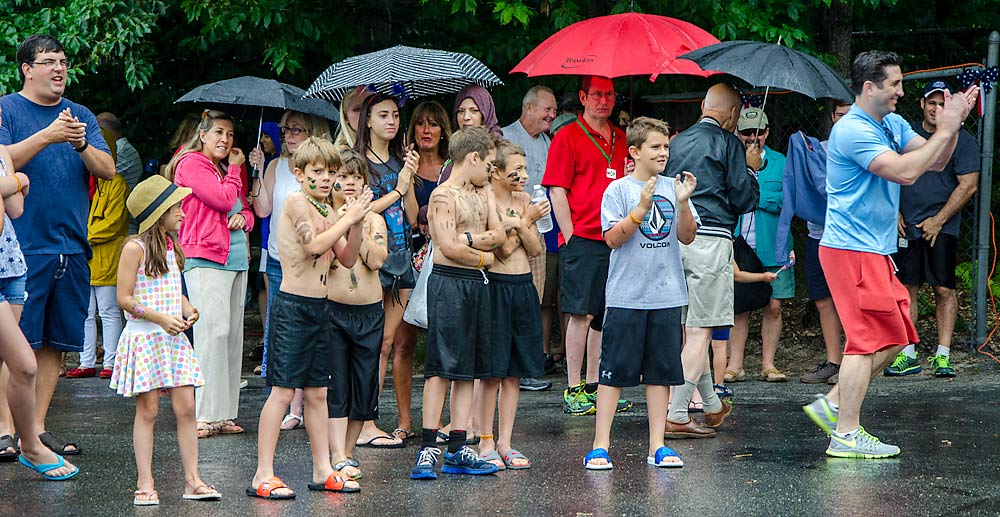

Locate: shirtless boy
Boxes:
[326,150,389,484]
[411,126,512,480]
[478,141,550,471]
[249,137,371,499]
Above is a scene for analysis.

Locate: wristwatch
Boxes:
[73,140,88,153]
[465,231,474,247]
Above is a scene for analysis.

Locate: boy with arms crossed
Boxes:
[326,150,389,483]
[584,118,698,470]
[478,141,551,470]
[411,126,511,480]
[249,138,371,499]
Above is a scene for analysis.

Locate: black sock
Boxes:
[584,382,599,394]
[421,428,438,449]
[448,430,467,453]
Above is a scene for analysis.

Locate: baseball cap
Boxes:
[737,108,768,131]
[923,80,953,98]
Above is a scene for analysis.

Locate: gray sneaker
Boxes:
[826,427,901,458]
[802,394,838,435]
[519,377,553,391]
[800,361,839,384]
[827,373,839,385]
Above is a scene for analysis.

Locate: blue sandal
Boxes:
[647,446,684,468]
[584,448,613,470]
[19,452,79,480]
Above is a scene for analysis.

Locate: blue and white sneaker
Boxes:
[410,447,441,480]
[441,446,498,475]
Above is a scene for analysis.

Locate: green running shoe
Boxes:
[826,426,900,459]
[563,383,595,416]
[802,394,839,435]
[582,388,632,413]
[928,354,956,378]
[883,352,921,376]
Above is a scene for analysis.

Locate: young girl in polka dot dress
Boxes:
[112,176,220,506]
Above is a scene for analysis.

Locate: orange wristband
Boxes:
[629,211,642,225]
[14,174,22,193]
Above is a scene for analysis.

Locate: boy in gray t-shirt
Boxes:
[584,117,698,471]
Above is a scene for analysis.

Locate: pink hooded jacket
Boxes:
[173,151,254,264]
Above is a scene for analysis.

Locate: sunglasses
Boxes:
[739,128,766,137]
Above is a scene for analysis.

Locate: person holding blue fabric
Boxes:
[802,51,978,459]
[1,34,115,457]
[725,108,793,383]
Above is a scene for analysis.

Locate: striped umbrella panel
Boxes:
[305,45,503,101]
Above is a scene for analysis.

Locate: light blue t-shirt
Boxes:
[820,105,918,255]
[601,175,699,310]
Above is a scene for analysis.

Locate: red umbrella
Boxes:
[510,12,718,80]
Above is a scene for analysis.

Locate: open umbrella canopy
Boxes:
[305,45,503,102]
[677,41,854,102]
[511,13,718,79]
[175,76,340,121]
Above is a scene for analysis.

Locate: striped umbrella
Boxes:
[304,45,503,102]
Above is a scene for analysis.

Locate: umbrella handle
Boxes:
[251,109,264,179]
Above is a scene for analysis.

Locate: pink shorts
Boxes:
[818,246,919,355]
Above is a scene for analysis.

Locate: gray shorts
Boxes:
[680,235,734,328]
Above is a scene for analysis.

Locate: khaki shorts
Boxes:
[680,235,734,328]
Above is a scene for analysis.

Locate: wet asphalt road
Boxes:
[0,366,998,517]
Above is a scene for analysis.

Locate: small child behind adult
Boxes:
[112,175,219,505]
[248,137,372,499]
[412,205,431,272]
[478,141,550,470]
[325,150,389,483]
[584,117,698,470]
[700,262,780,407]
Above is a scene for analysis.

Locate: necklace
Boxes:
[301,190,330,217]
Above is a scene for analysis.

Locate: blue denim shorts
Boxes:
[0,273,27,305]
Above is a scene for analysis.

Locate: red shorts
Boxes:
[818,246,919,355]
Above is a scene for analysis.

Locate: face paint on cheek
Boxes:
[307,177,318,189]
[333,183,342,191]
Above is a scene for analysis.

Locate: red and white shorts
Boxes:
[818,246,919,355]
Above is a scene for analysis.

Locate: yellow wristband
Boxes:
[629,212,642,225]
[477,251,484,269]
[14,174,22,193]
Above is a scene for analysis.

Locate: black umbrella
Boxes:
[175,76,340,121]
[304,45,503,102]
[176,76,340,177]
[678,41,853,102]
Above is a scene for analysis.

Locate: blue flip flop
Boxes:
[19,452,79,480]
[584,448,613,470]
[647,446,684,468]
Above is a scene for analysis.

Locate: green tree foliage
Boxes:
[0,0,165,93]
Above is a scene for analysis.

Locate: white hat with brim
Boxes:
[127,175,192,234]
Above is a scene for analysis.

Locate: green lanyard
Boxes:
[576,119,614,167]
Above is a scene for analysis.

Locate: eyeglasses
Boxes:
[31,59,71,70]
[280,126,308,136]
[881,124,902,153]
[739,128,766,137]
[586,91,616,101]
[486,161,497,173]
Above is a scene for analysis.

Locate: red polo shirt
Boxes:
[542,115,628,246]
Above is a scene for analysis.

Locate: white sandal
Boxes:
[280,413,304,430]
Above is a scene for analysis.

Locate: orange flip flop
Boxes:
[307,473,360,493]
[245,477,295,500]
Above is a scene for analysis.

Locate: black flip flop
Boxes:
[357,434,404,449]
[39,431,82,456]
[0,435,18,462]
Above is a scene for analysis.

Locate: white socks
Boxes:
[902,344,917,358]
[935,345,950,358]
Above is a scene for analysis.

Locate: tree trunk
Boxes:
[825,0,853,78]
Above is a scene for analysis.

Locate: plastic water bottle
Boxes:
[532,185,553,233]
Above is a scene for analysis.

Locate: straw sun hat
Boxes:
[127,175,192,234]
